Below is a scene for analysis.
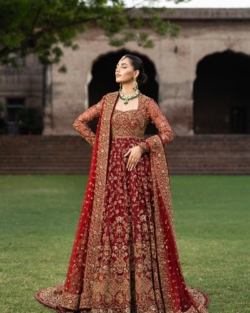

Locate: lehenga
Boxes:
[35,92,210,313]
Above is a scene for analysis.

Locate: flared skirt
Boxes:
[35,137,209,313]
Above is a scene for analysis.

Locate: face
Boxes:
[115,57,139,84]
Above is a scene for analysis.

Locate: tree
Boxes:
[0,0,190,72]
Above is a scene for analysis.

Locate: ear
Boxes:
[134,70,139,79]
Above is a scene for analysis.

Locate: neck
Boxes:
[121,81,134,95]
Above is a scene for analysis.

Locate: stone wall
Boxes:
[0,54,43,107]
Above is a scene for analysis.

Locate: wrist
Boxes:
[137,142,149,154]
[137,145,143,154]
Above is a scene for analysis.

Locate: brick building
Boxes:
[0,54,44,135]
[0,8,250,174]
[42,8,250,136]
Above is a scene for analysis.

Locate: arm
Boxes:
[73,98,104,146]
[138,99,174,154]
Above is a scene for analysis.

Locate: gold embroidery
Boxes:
[147,136,208,313]
[73,98,104,146]
[145,99,174,149]
[79,92,120,309]
[36,285,209,313]
[111,100,149,139]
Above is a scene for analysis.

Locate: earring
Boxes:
[119,83,122,92]
[133,78,138,91]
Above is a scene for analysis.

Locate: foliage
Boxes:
[0,101,5,112]
[0,175,249,312]
[0,0,190,72]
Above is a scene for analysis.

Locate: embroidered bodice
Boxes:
[111,100,149,139]
[73,92,174,153]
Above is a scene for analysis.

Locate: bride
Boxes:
[35,54,210,313]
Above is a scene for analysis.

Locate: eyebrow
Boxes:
[117,62,128,66]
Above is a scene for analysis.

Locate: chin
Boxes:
[115,78,122,84]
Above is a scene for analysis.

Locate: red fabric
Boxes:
[63,99,105,293]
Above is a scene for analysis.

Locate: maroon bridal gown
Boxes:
[35,92,210,313]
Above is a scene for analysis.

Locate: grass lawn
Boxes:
[0,175,249,313]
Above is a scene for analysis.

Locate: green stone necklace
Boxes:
[119,89,139,105]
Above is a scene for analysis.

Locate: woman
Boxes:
[35,54,210,313]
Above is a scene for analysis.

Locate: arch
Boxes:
[88,49,159,134]
[193,49,250,134]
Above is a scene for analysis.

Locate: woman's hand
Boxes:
[124,146,143,171]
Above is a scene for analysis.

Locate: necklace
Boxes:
[119,89,139,105]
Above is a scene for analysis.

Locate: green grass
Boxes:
[0,175,249,313]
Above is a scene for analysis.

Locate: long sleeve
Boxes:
[73,98,104,146]
[138,99,174,153]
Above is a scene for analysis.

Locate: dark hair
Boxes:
[124,54,148,85]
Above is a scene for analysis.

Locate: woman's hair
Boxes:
[124,54,148,85]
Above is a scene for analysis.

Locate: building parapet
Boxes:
[130,8,250,20]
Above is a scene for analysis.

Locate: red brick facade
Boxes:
[1,135,249,175]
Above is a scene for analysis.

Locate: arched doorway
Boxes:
[193,49,250,134]
[88,49,159,134]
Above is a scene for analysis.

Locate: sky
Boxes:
[127,0,250,7]
[165,0,250,8]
